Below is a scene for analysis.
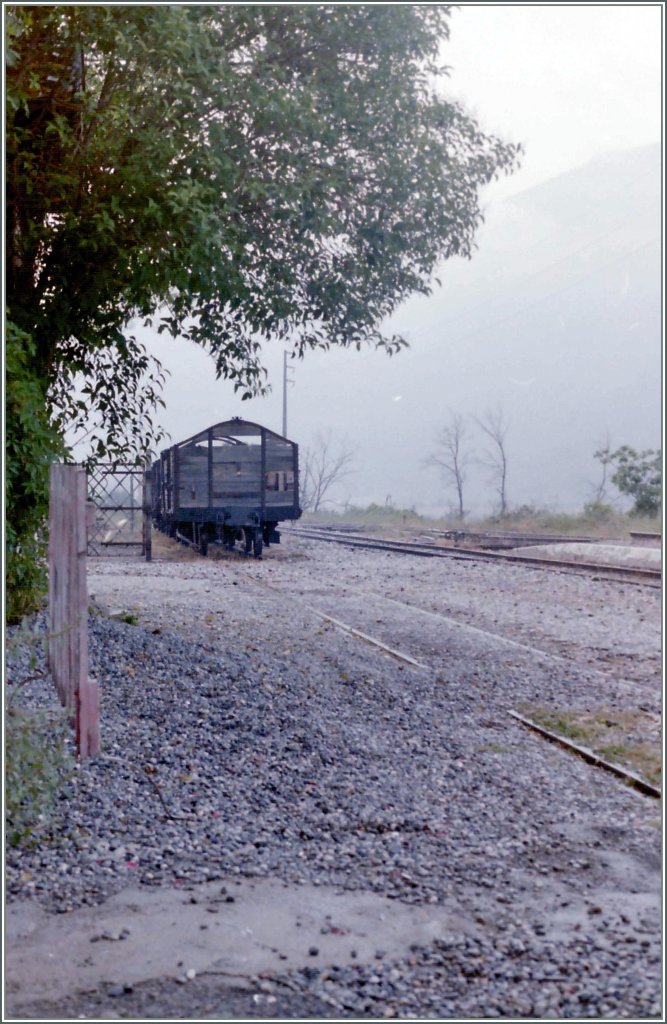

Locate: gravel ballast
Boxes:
[5,535,662,1019]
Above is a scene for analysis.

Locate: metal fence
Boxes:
[86,463,151,560]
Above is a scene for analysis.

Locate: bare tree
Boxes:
[426,412,472,520]
[590,429,613,504]
[301,433,356,512]
[474,405,510,517]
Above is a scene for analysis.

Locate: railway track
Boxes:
[288,526,662,586]
[247,569,660,799]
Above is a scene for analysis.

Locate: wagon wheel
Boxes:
[243,528,253,556]
[253,530,263,559]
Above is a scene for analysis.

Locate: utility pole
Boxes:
[282,350,295,437]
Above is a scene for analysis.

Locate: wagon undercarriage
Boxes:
[156,514,279,559]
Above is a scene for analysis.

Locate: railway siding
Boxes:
[6,532,662,1019]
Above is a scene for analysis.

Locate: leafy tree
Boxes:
[5,5,520,614]
[595,445,662,517]
[7,5,520,430]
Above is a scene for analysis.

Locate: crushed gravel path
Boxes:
[5,534,662,1019]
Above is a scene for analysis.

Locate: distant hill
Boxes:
[510,144,660,231]
[290,143,662,514]
[145,144,662,517]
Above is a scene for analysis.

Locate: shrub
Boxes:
[5,320,63,623]
[594,445,662,518]
[5,704,74,847]
[582,501,615,523]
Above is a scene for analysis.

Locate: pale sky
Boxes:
[442,3,663,200]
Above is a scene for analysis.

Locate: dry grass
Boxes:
[301,507,661,542]
[519,704,662,788]
[150,530,302,563]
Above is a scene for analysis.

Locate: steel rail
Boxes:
[248,575,426,669]
[258,575,656,699]
[312,611,426,669]
[509,711,661,799]
[289,527,661,586]
[241,569,658,798]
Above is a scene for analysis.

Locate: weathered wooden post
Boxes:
[48,464,100,758]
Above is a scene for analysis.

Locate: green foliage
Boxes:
[595,445,662,517]
[5,320,63,622]
[353,502,421,523]
[113,611,139,625]
[6,6,519,617]
[5,705,74,846]
[7,5,520,455]
[582,500,615,524]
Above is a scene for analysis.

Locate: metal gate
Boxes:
[86,463,151,560]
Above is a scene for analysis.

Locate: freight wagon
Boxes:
[151,418,301,557]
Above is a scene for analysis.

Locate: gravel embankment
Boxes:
[5,537,662,1019]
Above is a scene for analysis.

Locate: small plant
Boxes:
[551,717,590,742]
[5,706,74,846]
[114,610,139,625]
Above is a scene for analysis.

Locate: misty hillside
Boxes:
[143,144,661,517]
[291,143,661,514]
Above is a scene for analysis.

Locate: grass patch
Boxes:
[302,503,427,532]
[112,610,140,625]
[301,504,661,541]
[520,704,662,788]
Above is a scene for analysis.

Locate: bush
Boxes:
[5,705,74,847]
[582,501,615,524]
[5,320,63,623]
[595,445,662,518]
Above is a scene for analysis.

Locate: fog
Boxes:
[133,6,661,517]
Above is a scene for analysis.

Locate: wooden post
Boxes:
[48,464,100,758]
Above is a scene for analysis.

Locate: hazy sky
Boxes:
[132,4,662,513]
[443,3,663,199]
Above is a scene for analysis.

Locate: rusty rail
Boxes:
[289,526,661,586]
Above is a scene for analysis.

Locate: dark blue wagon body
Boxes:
[151,418,301,557]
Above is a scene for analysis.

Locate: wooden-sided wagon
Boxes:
[151,418,301,557]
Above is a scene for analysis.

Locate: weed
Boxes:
[540,715,590,742]
[521,704,661,789]
[5,706,74,847]
[478,743,512,755]
[114,610,139,625]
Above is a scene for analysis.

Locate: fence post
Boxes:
[143,468,152,562]
[48,464,100,758]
